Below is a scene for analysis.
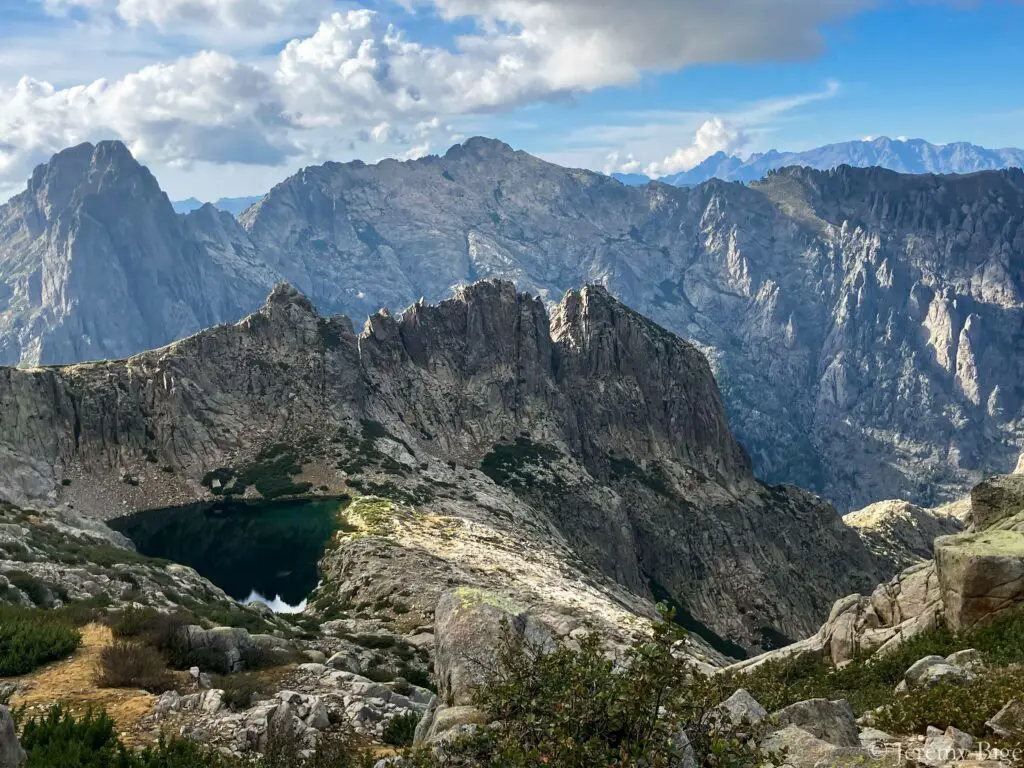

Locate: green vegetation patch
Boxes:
[202,443,313,500]
[480,437,562,489]
[730,612,1024,738]
[0,604,81,676]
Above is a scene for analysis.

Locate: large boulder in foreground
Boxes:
[433,587,554,708]
[935,514,1024,631]
[969,475,1024,531]
[769,698,860,747]
[417,587,555,746]
[0,707,26,768]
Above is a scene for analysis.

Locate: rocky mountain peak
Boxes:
[264,281,317,314]
[445,136,516,161]
[24,140,158,224]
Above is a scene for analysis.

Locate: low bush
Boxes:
[18,705,239,767]
[439,611,778,768]
[97,640,174,693]
[733,612,1024,716]
[0,605,80,676]
[876,667,1024,737]
[20,706,124,768]
[215,672,264,711]
[382,712,418,747]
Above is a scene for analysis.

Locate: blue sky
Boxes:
[0,0,1021,200]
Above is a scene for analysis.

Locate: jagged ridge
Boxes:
[0,281,887,650]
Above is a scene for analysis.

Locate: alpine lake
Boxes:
[110,497,347,612]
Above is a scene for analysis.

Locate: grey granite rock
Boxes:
[3,141,1023,513]
[0,281,888,650]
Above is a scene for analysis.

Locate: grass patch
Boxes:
[731,612,1024,733]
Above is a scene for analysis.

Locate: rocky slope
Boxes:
[0,281,888,652]
[661,137,1024,186]
[3,139,1023,512]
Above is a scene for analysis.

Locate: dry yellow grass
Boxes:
[5,623,157,744]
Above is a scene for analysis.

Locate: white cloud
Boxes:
[421,0,874,89]
[0,0,892,195]
[44,0,329,30]
[615,80,843,177]
[0,51,296,185]
[645,118,748,176]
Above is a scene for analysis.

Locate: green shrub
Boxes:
[239,643,289,671]
[876,668,1024,737]
[733,612,1024,717]
[440,611,778,768]
[0,605,80,676]
[19,706,239,767]
[363,665,395,683]
[382,712,419,747]
[52,597,112,627]
[396,665,433,692]
[97,640,174,693]
[215,672,263,711]
[20,706,123,768]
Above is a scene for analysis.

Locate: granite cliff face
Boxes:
[0,141,273,366]
[2,139,1022,511]
[0,281,886,652]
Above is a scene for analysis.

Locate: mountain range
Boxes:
[1,137,1022,513]
[172,196,262,217]
[613,137,1024,186]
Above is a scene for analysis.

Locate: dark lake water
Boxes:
[110,498,345,612]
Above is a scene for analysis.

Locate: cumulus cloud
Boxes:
[633,80,842,177]
[0,52,296,184]
[0,0,879,193]
[44,0,328,30]
[645,118,749,176]
[421,0,874,88]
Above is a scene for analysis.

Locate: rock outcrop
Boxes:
[0,282,888,651]
[728,473,1024,671]
[844,500,965,573]
[3,140,1023,511]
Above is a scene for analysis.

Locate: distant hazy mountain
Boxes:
[611,172,652,186]
[661,137,1024,185]
[172,195,261,217]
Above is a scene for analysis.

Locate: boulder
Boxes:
[945,648,983,670]
[917,726,976,767]
[969,475,1024,531]
[0,707,26,768]
[420,705,486,744]
[770,698,860,747]
[858,727,895,751]
[903,656,974,689]
[719,689,766,727]
[986,699,1024,739]
[760,725,878,768]
[934,525,1024,630]
[433,588,553,707]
